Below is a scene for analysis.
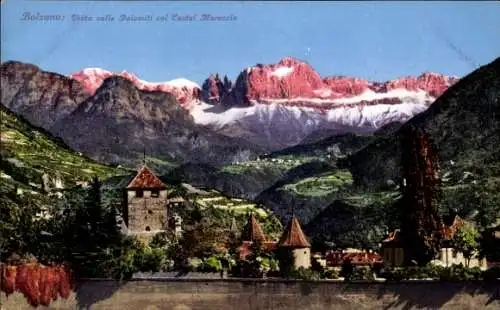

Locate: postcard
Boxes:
[1,1,499,309]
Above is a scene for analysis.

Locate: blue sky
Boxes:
[1,1,499,84]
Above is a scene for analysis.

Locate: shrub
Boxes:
[288,267,321,280]
[379,267,407,281]
[198,256,222,273]
[439,264,482,281]
[232,260,264,278]
[186,258,202,271]
[379,264,491,282]
[405,264,443,279]
[347,267,375,281]
[321,268,339,279]
[149,232,172,249]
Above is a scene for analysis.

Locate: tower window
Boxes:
[145,226,151,231]
[151,189,160,197]
[148,210,153,214]
[136,190,144,197]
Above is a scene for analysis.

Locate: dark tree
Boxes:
[340,258,354,280]
[0,190,44,261]
[400,126,443,265]
[61,177,121,277]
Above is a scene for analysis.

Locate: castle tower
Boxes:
[236,214,274,260]
[124,165,168,234]
[278,216,311,269]
[241,214,268,243]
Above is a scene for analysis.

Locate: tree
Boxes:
[176,219,220,261]
[234,239,274,278]
[481,226,500,263]
[440,180,500,231]
[149,231,174,249]
[451,222,480,267]
[58,177,122,278]
[400,127,443,265]
[0,186,52,262]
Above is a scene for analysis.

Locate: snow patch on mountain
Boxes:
[270,66,294,78]
[71,68,201,105]
[189,97,430,149]
[164,78,201,89]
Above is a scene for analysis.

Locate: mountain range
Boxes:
[70,57,458,151]
[1,57,458,169]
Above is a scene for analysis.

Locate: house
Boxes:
[277,216,311,269]
[381,215,488,269]
[325,250,382,270]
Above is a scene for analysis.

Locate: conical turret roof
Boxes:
[241,214,267,242]
[278,216,311,248]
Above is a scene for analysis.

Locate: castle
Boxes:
[123,165,183,237]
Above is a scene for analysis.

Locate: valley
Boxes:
[1,55,499,266]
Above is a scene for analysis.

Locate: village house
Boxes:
[381,215,488,269]
[324,250,382,271]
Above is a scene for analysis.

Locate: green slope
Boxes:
[0,106,128,198]
[344,57,500,189]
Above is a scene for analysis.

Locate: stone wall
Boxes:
[1,279,499,310]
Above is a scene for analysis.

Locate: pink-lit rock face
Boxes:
[70,68,201,106]
[221,57,458,107]
[71,57,458,110]
[383,72,458,98]
[201,73,232,104]
[244,57,325,100]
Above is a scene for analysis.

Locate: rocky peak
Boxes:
[385,72,459,98]
[98,75,137,91]
[221,58,459,108]
[70,68,201,107]
[1,61,40,75]
[322,76,371,97]
[223,57,324,106]
[278,56,305,66]
[201,73,232,104]
[1,61,89,129]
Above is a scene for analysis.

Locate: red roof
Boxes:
[241,215,268,243]
[126,166,166,189]
[237,241,278,260]
[326,251,382,267]
[278,216,311,248]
